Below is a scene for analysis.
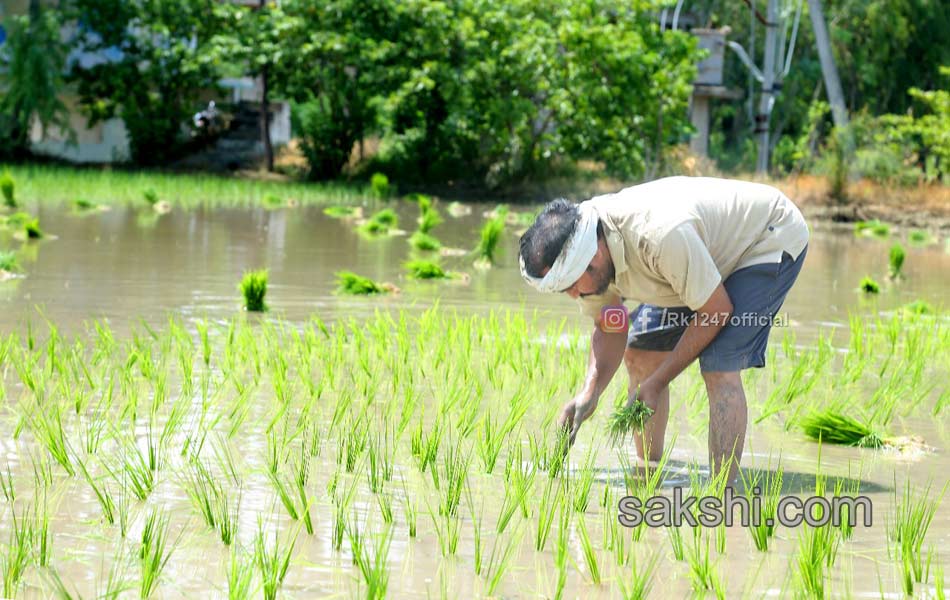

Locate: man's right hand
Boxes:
[558,394,599,445]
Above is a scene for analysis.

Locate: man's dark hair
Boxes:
[519,198,581,277]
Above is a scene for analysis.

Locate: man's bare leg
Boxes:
[624,348,671,462]
[702,370,747,485]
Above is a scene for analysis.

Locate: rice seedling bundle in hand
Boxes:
[607,399,655,446]
[889,243,905,279]
[1,171,15,208]
[240,270,269,312]
[859,276,880,294]
[799,411,888,448]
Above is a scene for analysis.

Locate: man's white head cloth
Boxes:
[520,201,599,293]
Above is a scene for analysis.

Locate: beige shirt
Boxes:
[577,176,809,320]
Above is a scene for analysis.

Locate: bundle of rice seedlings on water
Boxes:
[143,188,160,207]
[409,231,441,251]
[473,207,507,267]
[335,271,398,295]
[888,243,905,279]
[859,276,880,294]
[324,205,363,219]
[908,230,932,245]
[446,201,471,218]
[72,198,107,213]
[902,300,935,317]
[1,171,16,208]
[607,399,655,446]
[418,200,442,234]
[359,208,399,235]
[370,173,391,199]
[240,270,268,312]
[404,260,449,280]
[854,220,889,238]
[799,411,891,449]
[263,194,283,208]
[0,250,20,278]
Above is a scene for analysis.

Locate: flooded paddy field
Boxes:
[1,195,949,598]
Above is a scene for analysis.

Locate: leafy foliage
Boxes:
[0,9,71,159]
[66,0,227,165]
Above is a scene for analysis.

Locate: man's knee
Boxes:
[624,348,669,382]
[702,370,745,398]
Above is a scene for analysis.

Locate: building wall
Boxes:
[29,95,131,163]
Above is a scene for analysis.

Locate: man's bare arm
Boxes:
[558,325,627,443]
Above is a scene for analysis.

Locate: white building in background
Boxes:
[1,1,290,165]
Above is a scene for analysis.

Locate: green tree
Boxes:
[66,0,226,165]
[0,4,71,159]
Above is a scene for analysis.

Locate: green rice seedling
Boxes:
[685,532,723,595]
[888,243,906,279]
[891,478,946,590]
[483,524,523,595]
[535,476,561,551]
[106,438,155,500]
[332,473,360,551]
[575,516,602,584]
[0,250,21,274]
[79,458,116,525]
[934,387,950,416]
[436,434,470,517]
[27,400,74,475]
[239,269,268,312]
[181,459,225,530]
[354,525,393,600]
[254,520,298,600]
[1,171,15,208]
[799,410,888,448]
[408,230,441,251]
[859,276,880,294]
[0,463,13,502]
[572,446,597,512]
[370,172,391,198]
[227,545,256,600]
[143,188,160,206]
[429,507,461,557]
[607,399,656,446]
[404,259,448,280]
[740,463,785,551]
[473,207,507,266]
[263,193,283,208]
[619,550,660,600]
[140,510,177,598]
[666,523,686,561]
[269,472,300,522]
[2,510,31,598]
[400,478,417,538]
[335,271,386,295]
[359,207,398,234]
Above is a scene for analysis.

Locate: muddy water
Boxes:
[1,201,950,598]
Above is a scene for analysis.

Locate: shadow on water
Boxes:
[589,458,890,495]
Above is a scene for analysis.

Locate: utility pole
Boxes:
[755,0,779,174]
[807,0,849,130]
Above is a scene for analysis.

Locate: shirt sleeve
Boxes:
[576,288,624,324]
[655,224,722,311]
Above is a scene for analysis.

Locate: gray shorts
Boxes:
[626,246,808,372]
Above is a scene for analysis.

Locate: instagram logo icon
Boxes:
[600,305,629,333]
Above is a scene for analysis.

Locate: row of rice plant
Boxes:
[0,305,947,596]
